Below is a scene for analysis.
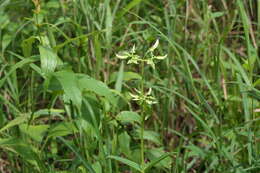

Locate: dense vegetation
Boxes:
[1,0,260,172]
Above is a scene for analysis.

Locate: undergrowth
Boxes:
[1,0,260,172]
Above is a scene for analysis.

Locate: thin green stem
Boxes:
[140,60,145,168]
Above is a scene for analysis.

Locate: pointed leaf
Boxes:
[115,62,124,92]
[39,45,58,74]
[0,56,38,88]
[48,122,78,138]
[116,111,141,124]
[19,124,49,142]
[0,115,28,133]
[2,34,12,51]
[134,130,161,145]
[107,155,142,172]
[54,71,82,108]
[58,137,96,173]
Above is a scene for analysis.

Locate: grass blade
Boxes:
[58,137,96,173]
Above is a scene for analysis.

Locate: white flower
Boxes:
[129,88,157,105]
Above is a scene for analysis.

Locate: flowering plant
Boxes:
[116,39,167,69]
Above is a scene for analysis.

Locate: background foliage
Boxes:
[1,0,260,172]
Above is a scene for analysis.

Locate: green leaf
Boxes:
[0,115,28,133]
[222,43,250,86]
[94,35,102,78]
[117,0,145,18]
[0,56,39,88]
[146,148,172,169]
[185,145,206,158]
[2,34,12,52]
[246,89,260,101]
[46,1,60,8]
[77,74,116,105]
[58,137,96,173]
[107,155,142,172]
[48,122,78,138]
[105,4,112,46]
[54,71,82,108]
[116,111,141,124]
[115,62,124,92]
[33,108,65,119]
[109,71,141,84]
[118,132,131,156]
[135,130,161,145]
[19,124,49,142]
[143,130,161,145]
[144,152,172,171]
[0,138,43,169]
[21,36,36,57]
[92,161,102,173]
[211,12,225,18]
[39,45,58,74]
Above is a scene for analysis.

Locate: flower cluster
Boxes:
[116,39,167,69]
[129,88,157,105]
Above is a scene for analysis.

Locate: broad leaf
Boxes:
[78,74,116,105]
[21,36,36,57]
[109,71,141,84]
[39,45,58,74]
[19,124,49,142]
[54,71,82,108]
[116,111,141,124]
[48,122,78,138]
[134,130,161,145]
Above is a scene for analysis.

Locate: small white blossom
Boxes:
[129,88,157,105]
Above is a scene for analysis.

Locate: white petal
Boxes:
[149,39,159,52]
[116,51,129,59]
[129,93,138,98]
[131,44,136,53]
[134,88,141,94]
[147,88,152,95]
[146,60,155,69]
[155,54,167,60]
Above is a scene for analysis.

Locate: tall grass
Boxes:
[0,0,260,172]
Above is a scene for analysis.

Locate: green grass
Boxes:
[1,0,260,172]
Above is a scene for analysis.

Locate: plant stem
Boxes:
[140,60,145,168]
